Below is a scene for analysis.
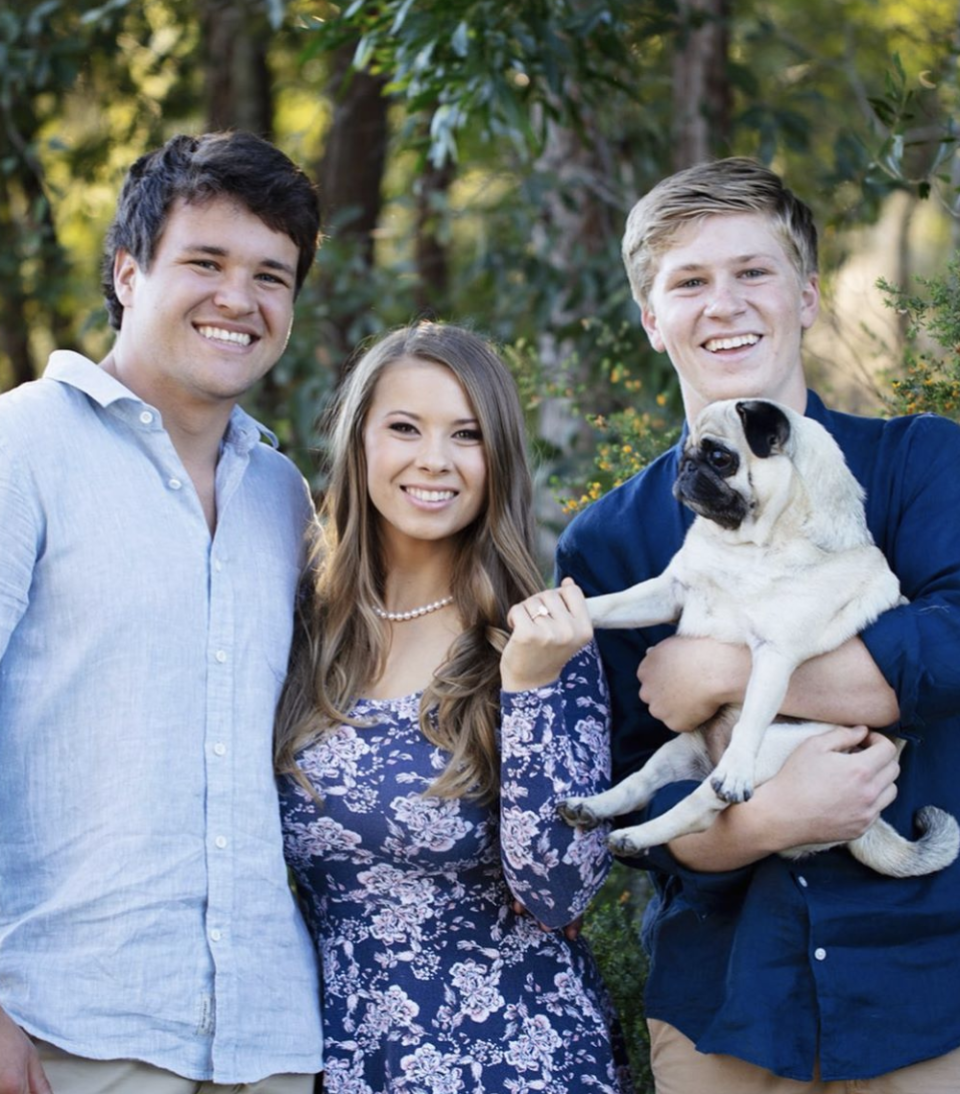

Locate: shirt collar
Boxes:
[43,350,279,454]
[802,387,828,424]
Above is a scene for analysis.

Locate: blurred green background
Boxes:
[6,0,960,534]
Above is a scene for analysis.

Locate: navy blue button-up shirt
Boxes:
[557,390,960,1081]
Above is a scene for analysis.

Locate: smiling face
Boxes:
[641,213,820,420]
[106,195,299,420]
[363,356,489,559]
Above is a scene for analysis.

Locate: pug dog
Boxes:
[560,398,959,877]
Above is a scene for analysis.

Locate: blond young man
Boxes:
[557,158,960,1092]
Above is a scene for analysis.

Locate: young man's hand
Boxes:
[637,635,747,731]
[668,726,901,872]
[0,1009,52,1094]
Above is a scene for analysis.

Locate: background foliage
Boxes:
[6,2,960,1084]
[6,0,960,499]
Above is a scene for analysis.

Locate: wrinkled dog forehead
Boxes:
[689,398,794,460]
[686,399,745,447]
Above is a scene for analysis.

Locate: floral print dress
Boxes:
[280,642,631,1094]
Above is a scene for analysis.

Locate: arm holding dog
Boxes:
[637,633,899,734]
[667,725,901,871]
[634,623,905,872]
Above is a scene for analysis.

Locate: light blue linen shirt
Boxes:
[0,352,323,1082]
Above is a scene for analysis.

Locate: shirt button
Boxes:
[798,876,808,888]
[213,742,227,756]
[210,929,222,942]
[168,478,182,490]
[215,835,228,849]
[814,947,827,961]
[139,411,153,425]
[215,650,227,663]
[213,558,223,572]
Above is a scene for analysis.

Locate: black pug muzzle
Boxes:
[673,440,748,530]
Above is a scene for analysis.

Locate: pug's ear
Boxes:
[736,400,791,458]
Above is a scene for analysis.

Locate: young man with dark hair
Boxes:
[0,131,324,1093]
[558,157,960,1092]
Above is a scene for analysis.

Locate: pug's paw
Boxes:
[607,827,653,857]
[709,759,754,804]
[558,798,602,830]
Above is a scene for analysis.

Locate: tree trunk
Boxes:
[671,0,731,170]
[414,124,456,317]
[316,41,389,375]
[199,0,274,137]
[319,43,389,269]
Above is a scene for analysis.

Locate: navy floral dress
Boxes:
[280,642,632,1094]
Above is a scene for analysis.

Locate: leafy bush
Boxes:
[879,254,960,421]
[583,861,655,1094]
[551,320,681,516]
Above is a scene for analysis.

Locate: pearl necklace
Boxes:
[372,595,454,622]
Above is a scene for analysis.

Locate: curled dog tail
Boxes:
[847,807,960,878]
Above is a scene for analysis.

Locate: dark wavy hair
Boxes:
[101,131,321,329]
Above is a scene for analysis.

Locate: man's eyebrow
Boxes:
[260,257,298,278]
[183,244,297,279]
[666,253,778,274]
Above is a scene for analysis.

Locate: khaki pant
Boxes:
[34,1039,316,1094]
[648,1019,960,1094]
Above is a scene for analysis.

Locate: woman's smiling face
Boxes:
[363,356,488,555]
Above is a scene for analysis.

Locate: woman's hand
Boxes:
[501,578,593,692]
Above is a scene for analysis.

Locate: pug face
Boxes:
[673,400,793,531]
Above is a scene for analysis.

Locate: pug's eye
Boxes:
[704,443,736,474]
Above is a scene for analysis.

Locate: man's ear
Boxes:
[799,272,820,331]
[640,305,666,353]
[113,249,139,308]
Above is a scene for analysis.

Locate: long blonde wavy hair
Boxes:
[274,322,543,803]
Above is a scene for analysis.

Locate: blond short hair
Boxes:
[622,157,819,307]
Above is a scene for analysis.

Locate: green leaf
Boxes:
[451,20,469,58]
[390,0,417,36]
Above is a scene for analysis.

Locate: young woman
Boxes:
[276,322,630,1094]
